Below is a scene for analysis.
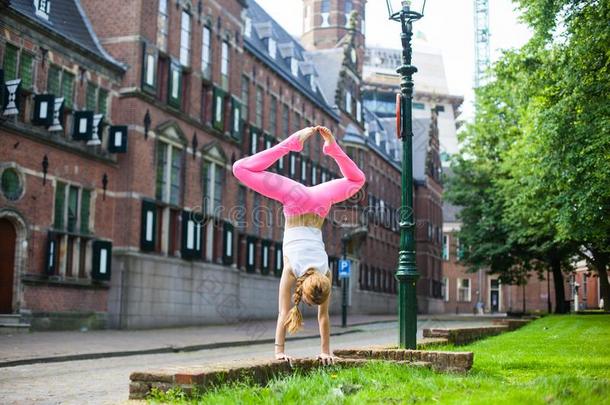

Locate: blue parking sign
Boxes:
[338,259,351,279]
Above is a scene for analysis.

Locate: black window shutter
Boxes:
[222,221,234,265]
[72,111,94,141]
[140,199,157,251]
[230,96,242,141]
[44,231,59,275]
[181,210,200,260]
[261,239,271,275]
[108,126,128,153]
[32,94,55,126]
[274,242,283,277]
[246,236,256,273]
[212,86,225,131]
[92,240,112,281]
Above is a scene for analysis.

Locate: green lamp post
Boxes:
[385,0,427,349]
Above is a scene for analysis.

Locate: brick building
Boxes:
[0,0,125,329]
[441,179,604,314]
[1,0,450,329]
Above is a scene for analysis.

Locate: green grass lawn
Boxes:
[148,315,610,404]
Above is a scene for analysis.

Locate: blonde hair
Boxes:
[284,268,331,334]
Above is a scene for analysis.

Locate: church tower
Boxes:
[301,0,366,55]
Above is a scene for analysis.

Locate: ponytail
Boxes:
[284,268,316,334]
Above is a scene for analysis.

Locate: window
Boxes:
[1,168,24,201]
[35,0,51,20]
[269,95,277,134]
[442,234,449,260]
[321,0,330,27]
[52,181,93,279]
[19,52,34,90]
[3,44,19,81]
[344,0,353,27]
[98,89,109,116]
[202,160,224,216]
[345,91,352,114]
[442,277,449,301]
[250,128,258,155]
[240,76,249,123]
[201,26,211,79]
[3,45,34,91]
[356,100,362,122]
[221,41,229,90]
[268,38,277,59]
[457,278,471,302]
[309,74,316,91]
[456,237,465,259]
[61,72,75,109]
[155,141,183,205]
[244,16,252,37]
[86,82,97,111]
[311,164,317,185]
[413,102,425,110]
[180,10,191,66]
[212,87,226,131]
[289,154,296,177]
[168,61,183,108]
[290,58,298,77]
[231,96,242,140]
[282,104,289,135]
[157,0,169,51]
[301,158,307,182]
[255,86,263,128]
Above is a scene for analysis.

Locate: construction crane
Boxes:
[474,0,490,88]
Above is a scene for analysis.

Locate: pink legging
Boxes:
[232,131,366,218]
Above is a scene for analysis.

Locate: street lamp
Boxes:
[385,0,427,349]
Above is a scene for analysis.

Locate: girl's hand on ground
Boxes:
[275,352,294,366]
[317,353,340,365]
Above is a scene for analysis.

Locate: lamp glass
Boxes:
[386,0,426,21]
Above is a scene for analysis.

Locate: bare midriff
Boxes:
[285,212,325,229]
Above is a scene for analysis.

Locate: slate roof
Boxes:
[305,48,344,109]
[244,0,338,120]
[9,0,124,70]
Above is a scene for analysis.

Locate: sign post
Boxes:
[339,258,350,327]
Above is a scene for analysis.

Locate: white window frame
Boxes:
[290,58,299,77]
[301,159,307,181]
[203,159,223,216]
[457,278,471,302]
[345,91,352,114]
[442,234,450,260]
[180,10,191,66]
[268,38,277,59]
[244,16,252,38]
[221,41,229,90]
[290,154,296,176]
[157,0,169,51]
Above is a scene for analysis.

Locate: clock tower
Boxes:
[301,0,366,73]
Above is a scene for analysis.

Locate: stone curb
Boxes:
[333,348,474,373]
[422,318,533,345]
[129,357,381,399]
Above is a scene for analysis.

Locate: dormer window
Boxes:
[290,58,299,77]
[309,74,315,91]
[321,0,330,27]
[244,17,252,37]
[345,91,352,114]
[35,0,51,20]
[268,38,276,59]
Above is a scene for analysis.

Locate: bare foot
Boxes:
[316,126,335,146]
[294,127,316,147]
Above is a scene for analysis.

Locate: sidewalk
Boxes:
[0,314,397,368]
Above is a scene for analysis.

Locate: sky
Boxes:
[256,0,532,121]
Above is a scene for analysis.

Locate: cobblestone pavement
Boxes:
[0,319,494,405]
